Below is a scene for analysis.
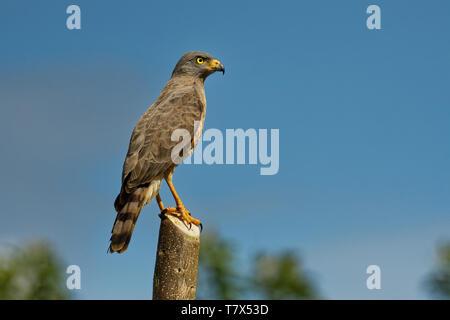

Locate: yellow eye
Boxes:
[196,57,205,64]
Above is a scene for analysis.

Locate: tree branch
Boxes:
[152,214,200,300]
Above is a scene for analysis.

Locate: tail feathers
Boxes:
[109,189,146,254]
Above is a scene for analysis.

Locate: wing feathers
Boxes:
[121,78,205,192]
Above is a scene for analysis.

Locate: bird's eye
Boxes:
[196,57,205,64]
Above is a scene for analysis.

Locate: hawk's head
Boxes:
[171,51,225,80]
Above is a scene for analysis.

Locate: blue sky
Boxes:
[1,0,449,299]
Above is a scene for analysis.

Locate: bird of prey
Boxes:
[109,51,225,253]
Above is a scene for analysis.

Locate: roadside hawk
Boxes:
[109,51,225,253]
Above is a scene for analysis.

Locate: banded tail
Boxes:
[109,187,148,253]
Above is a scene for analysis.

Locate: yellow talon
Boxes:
[162,207,201,229]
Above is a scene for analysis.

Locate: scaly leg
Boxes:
[163,174,202,230]
[156,193,165,211]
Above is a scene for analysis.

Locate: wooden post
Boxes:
[152,214,200,300]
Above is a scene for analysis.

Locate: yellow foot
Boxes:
[161,207,202,231]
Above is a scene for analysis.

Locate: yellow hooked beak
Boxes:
[209,59,225,74]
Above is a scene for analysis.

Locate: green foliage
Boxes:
[0,241,70,300]
[198,231,319,300]
[198,231,243,299]
[251,252,319,299]
[427,242,450,299]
